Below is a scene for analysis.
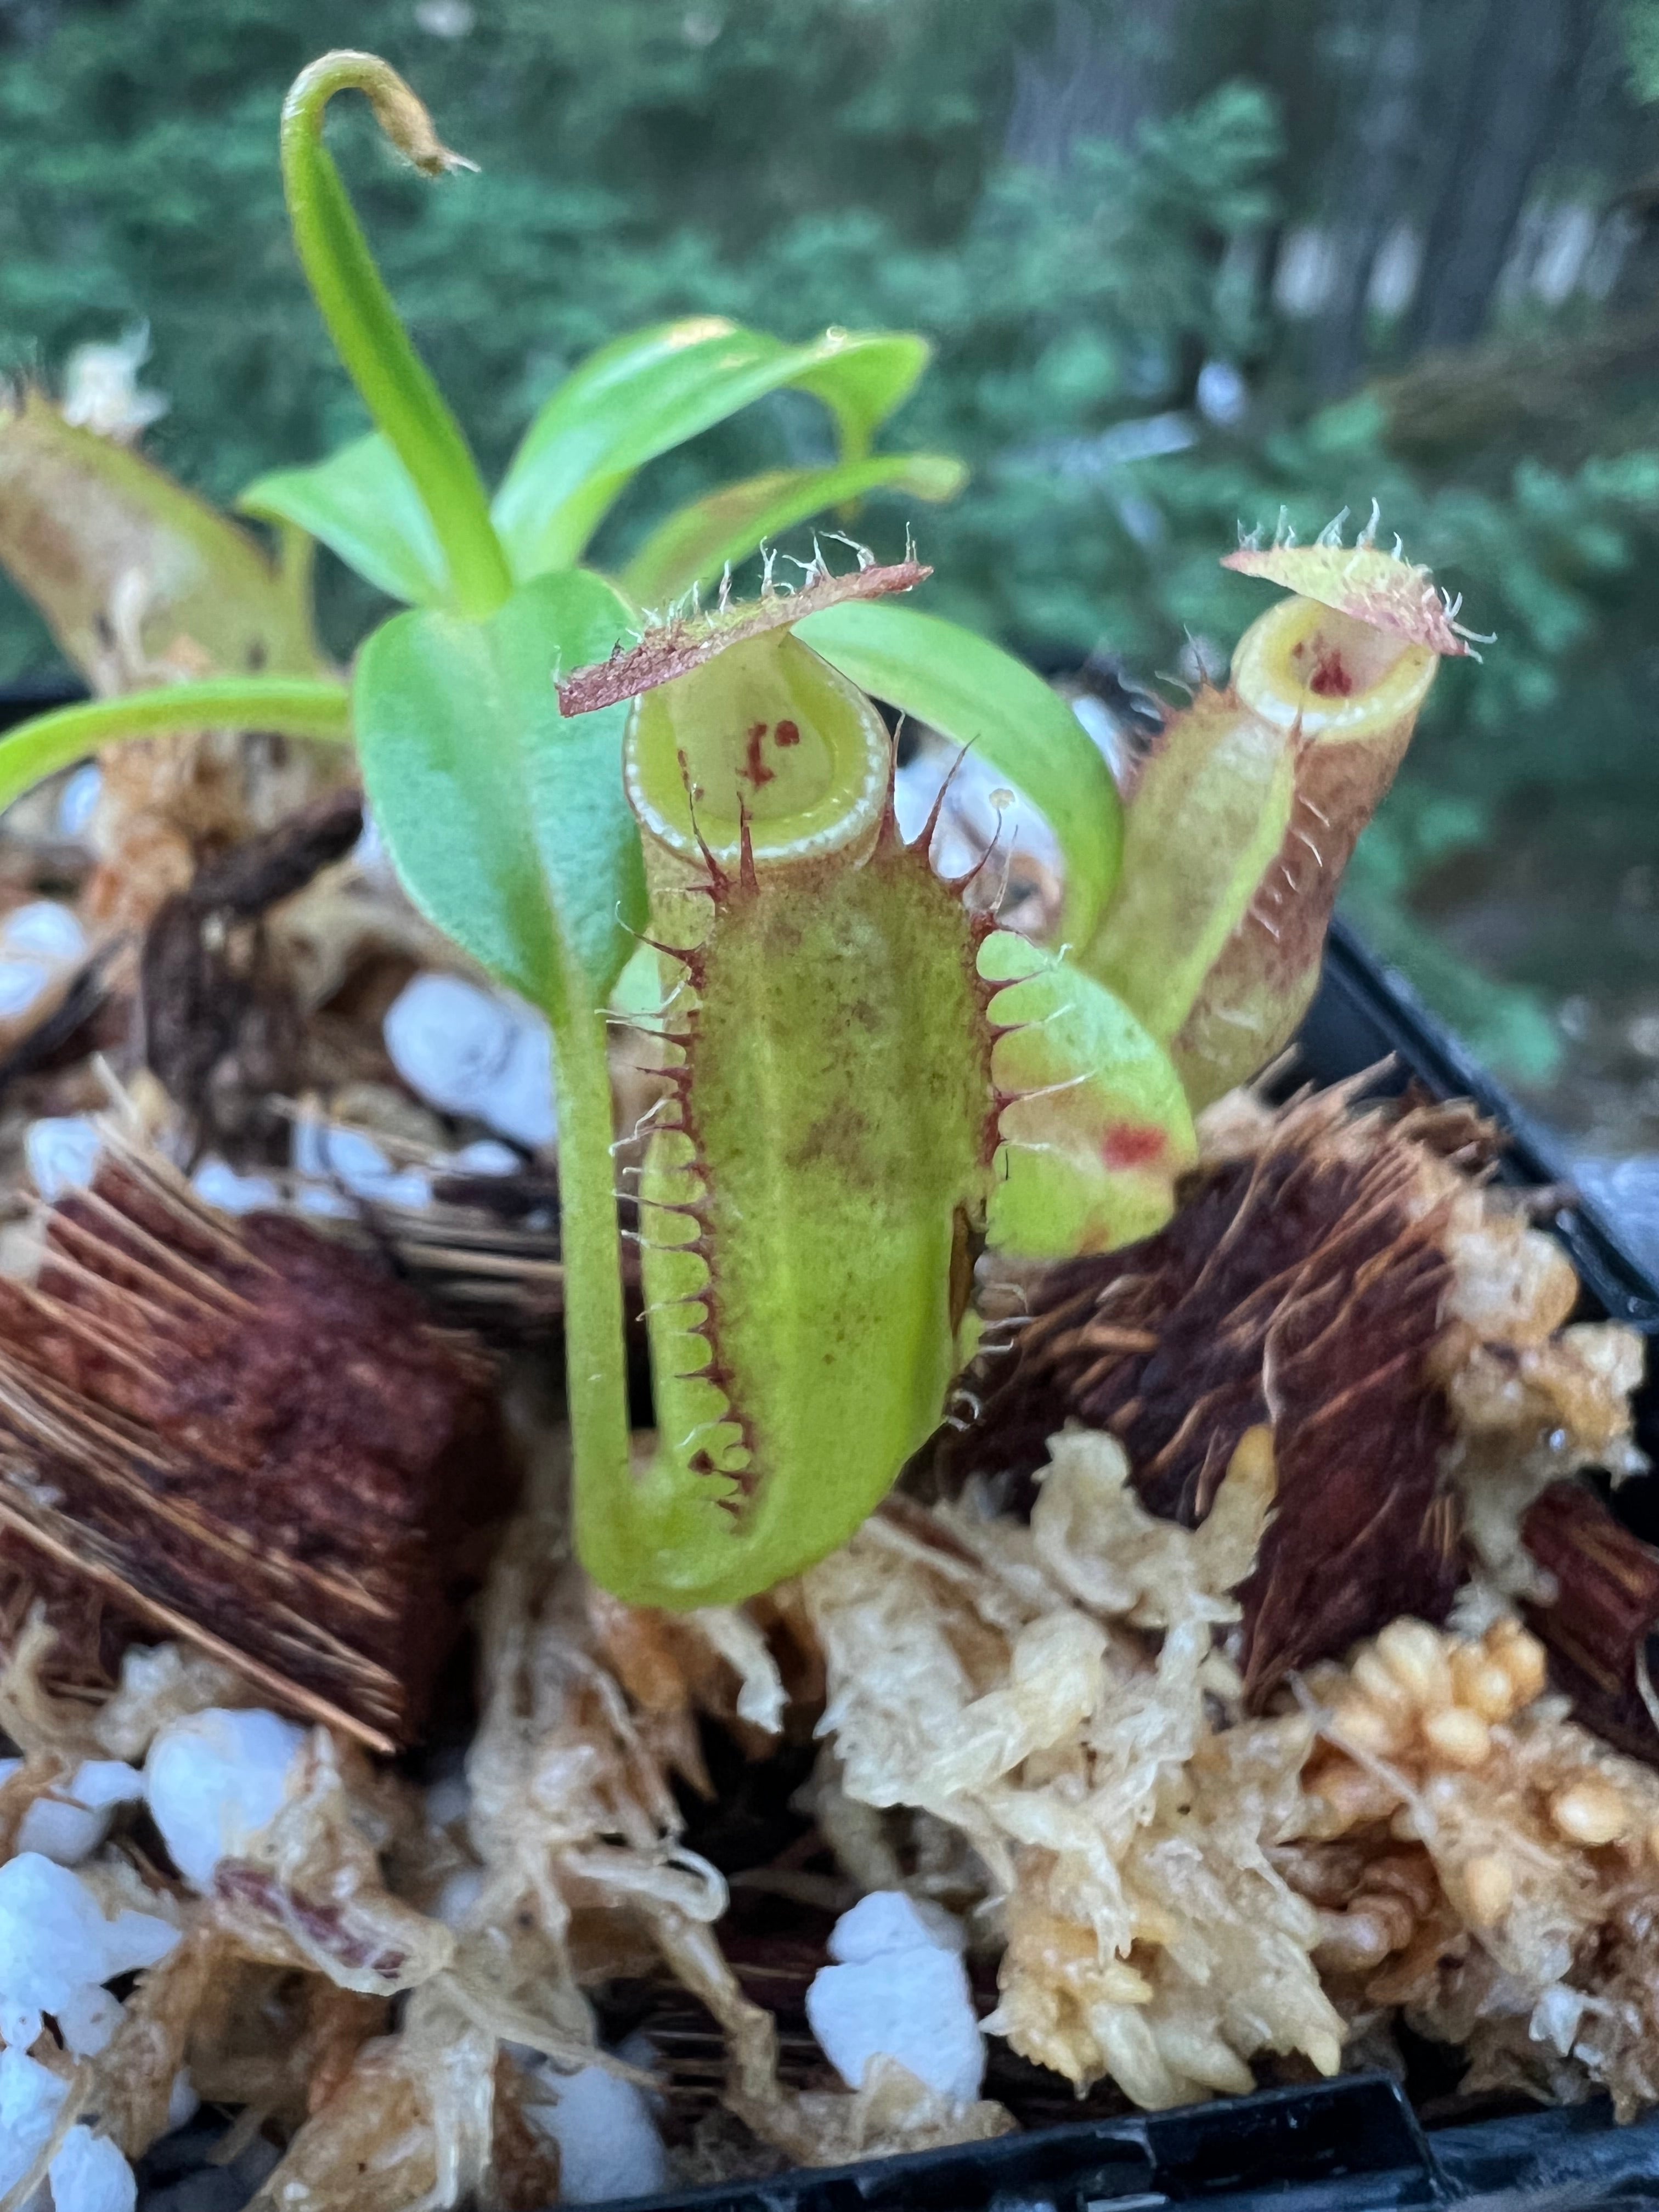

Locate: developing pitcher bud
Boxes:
[1083,532,1475,1108]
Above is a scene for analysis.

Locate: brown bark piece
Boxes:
[1522,1480,1659,1764]
[0,1132,512,1748]
[937,1093,1462,1700]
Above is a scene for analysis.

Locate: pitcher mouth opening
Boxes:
[1231,595,1437,743]
[625,633,891,873]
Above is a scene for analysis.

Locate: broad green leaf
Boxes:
[620,451,966,608]
[492,319,930,581]
[790,341,933,456]
[0,679,352,815]
[239,433,449,607]
[797,598,1124,949]
[354,570,645,1018]
[0,391,322,683]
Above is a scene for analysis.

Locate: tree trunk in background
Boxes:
[1406,0,1592,352]
[1307,0,1427,393]
[1005,0,1186,166]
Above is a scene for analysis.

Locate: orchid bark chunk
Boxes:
[1084,537,1471,1108]
[561,565,1193,1609]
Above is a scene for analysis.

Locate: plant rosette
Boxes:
[11,47,1659,2210]
[0,53,1471,1617]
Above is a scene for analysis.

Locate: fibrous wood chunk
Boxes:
[937,1091,1462,1700]
[1521,1481,1659,1764]
[0,1130,512,1748]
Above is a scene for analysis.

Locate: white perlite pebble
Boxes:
[2,902,88,964]
[0,902,89,1026]
[525,2059,667,2204]
[16,1796,123,1871]
[444,1137,519,1176]
[190,1157,283,1215]
[384,973,556,1149]
[805,1889,984,2107]
[53,1982,125,2058]
[0,2042,64,2195]
[58,764,103,843]
[424,1767,470,1830]
[45,2121,137,2212]
[25,1116,101,1201]
[60,1760,147,1813]
[166,2069,200,2132]
[16,1760,144,1868]
[0,957,57,1020]
[434,1868,483,1932]
[892,740,1064,888]
[144,1709,307,1890]
[0,1854,178,2055]
[291,1121,432,1210]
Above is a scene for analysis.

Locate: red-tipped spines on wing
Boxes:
[557,550,930,716]
[1222,538,1476,657]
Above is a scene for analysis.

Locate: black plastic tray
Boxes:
[1304,919,1659,1340]
[591,918,1659,2212]
[591,2076,1659,2211]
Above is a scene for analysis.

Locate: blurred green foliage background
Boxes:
[0,0,1656,1137]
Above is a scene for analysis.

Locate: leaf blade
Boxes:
[492,319,930,580]
[239,432,450,607]
[0,392,323,684]
[354,571,645,1018]
[279,53,510,618]
[0,679,352,814]
[620,451,966,608]
[797,599,1124,947]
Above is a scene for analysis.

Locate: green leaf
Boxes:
[620,451,966,608]
[492,318,930,580]
[0,679,352,815]
[353,569,645,1017]
[279,53,511,620]
[797,598,1124,949]
[791,338,933,455]
[239,433,449,607]
[0,392,322,684]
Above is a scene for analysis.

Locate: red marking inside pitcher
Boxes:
[1292,636,1357,697]
[1102,1123,1169,1171]
[741,721,776,787]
